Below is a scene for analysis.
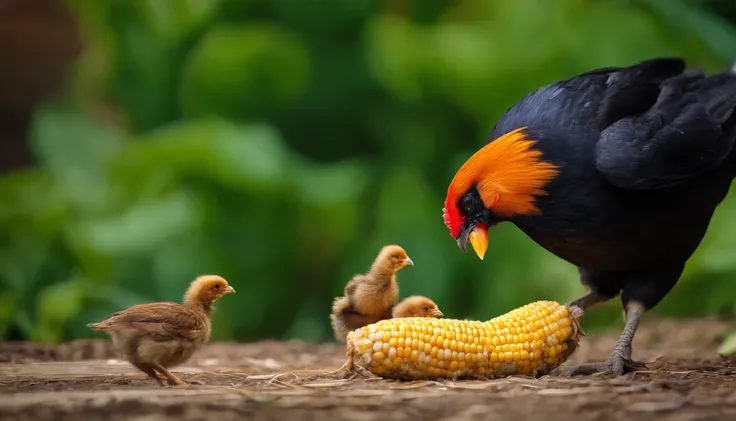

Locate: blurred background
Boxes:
[1,0,735,349]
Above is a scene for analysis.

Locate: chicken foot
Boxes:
[140,365,165,387]
[560,301,647,377]
[152,364,203,386]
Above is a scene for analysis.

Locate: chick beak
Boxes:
[403,256,414,266]
[223,286,236,294]
[430,308,443,317]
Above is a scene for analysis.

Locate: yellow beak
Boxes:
[468,225,488,260]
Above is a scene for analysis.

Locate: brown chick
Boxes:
[330,245,413,342]
[329,296,388,343]
[391,295,443,318]
[87,275,235,386]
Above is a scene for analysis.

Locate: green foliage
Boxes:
[1,0,735,344]
[719,332,736,356]
[180,22,311,119]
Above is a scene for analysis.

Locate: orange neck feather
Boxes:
[449,127,560,218]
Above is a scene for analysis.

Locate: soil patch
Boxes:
[1,317,734,421]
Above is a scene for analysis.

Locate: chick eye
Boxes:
[423,306,429,311]
[392,254,399,259]
[213,284,221,289]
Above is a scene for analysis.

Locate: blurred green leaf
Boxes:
[114,119,291,195]
[65,0,111,21]
[0,170,68,237]
[0,294,18,338]
[15,311,35,340]
[284,300,329,342]
[290,158,372,264]
[291,158,371,206]
[66,189,203,257]
[150,232,222,300]
[133,0,223,43]
[0,237,55,297]
[35,279,85,343]
[29,106,123,215]
[365,15,428,102]
[718,331,736,356]
[180,22,311,119]
[272,0,374,35]
[64,1,117,103]
[643,0,736,62]
[109,1,186,130]
[564,3,680,67]
[37,281,84,324]
[30,107,123,172]
[84,283,155,311]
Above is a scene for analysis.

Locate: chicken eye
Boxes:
[423,306,429,311]
[213,284,221,289]
[392,254,399,259]
[462,194,474,210]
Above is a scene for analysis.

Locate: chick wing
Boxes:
[90,302,207,342]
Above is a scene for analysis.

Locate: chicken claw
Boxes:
[560,357,647,377]
[561,301,648,377]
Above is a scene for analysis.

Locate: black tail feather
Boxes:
[694,71,736,124]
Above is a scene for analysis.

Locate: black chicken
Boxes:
[442,57,736,376]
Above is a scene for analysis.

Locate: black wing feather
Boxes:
[595,62,736,190]
[594,57,686,128]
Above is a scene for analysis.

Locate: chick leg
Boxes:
[560,301,647,377]
[140,365,165,387]
[130,361,165,386]
[152,364,188,386]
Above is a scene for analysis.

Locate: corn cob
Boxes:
[344,300,584,380]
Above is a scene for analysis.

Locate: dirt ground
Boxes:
[1,317,734,421]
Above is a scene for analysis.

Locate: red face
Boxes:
[442,187,464,240]
[443,186,490,260]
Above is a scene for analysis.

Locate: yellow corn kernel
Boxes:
[344,300,584,380]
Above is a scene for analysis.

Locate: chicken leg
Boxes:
[565,289,611,310]
[567,267,623,308]
[153,364,188,386]
[139,364,165,387]
[560,301,647,376]
[560,265,680,376]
